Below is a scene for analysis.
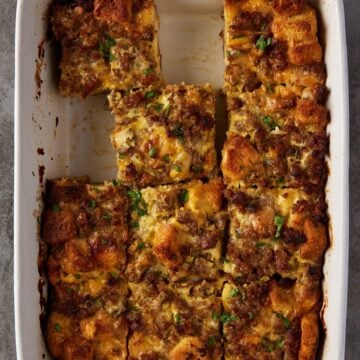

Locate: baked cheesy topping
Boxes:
[126,178,226,283]
[50,0,162,97]
[221,0,329,359]
[44,0,329,359]
[43,177,129,359]
[109,84,218,188]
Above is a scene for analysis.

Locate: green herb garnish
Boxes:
[137,242,146,251]
[87,200,96,210]
[163,104,171,117]
[263,115,279,130]
[256,35,272,50]
[149,146,157,157]
[274,312,290,329]
[99,33,116,62]
[256,241,273,248]
[127,190,148,217]
[173,164,182,172]
[153,103,164,112]
[54,323,62,333]
[145,90,157,99]
[178,189,189,204]
[170,124,185,143]
[220,312,237,324]
[230,288,240,298]
[110,271,118,279]
[143,67,155,76]
[274,215,285,239]
[174,313,182,325]
[163,155,170,163]
[212,311,219,321]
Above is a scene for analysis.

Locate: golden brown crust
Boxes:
[298,312,320,360]
[50,0,161,97]
[43,178,129,360]
[222,1,328,358]
[109,84,218,187]
[126,178,226,283]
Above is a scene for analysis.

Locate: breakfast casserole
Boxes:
[50,0,162,97]
[109,83,218,188]
[223,0,325,94]
[125,178,226,283]
[127,280,222,359]
[42,177,129,359]
[42,0,331,359]
[221,84,329,189]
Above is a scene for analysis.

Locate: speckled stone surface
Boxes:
[0,1,359,359]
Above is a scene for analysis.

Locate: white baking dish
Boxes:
[14,0,349,359]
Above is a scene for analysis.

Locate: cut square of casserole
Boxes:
[42,177,129,359]
[125,178,227,283]
[222,186,328,284]
[50,0,162,97]
[127,279,223,360]
[221,275,321,360]
[221,85,329,189]
[224,0,325,94]
[109,83,218,187]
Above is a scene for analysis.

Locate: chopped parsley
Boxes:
[112,179,121,186]
[118,152,125,159]
[145,90,157,99]
[220,312,237,324]
[173,164,182,172]
[153,103,164,112]
[137,242,146,251]
[263,115,279,130]
[54,323,62,333]
[52,203,60,212]
[220,257,230,264]
[230,288,240,298]
[127,190,148,217]
[99,33,116,62]
[87,200,96,210]
[274,312,290,329]
[143,67,155,76]
[149,146,157,158]
[256,241,272,248]
[163,155,170,163]
[178,189,189,204]
[170,124,185,143]
[256,35,272,51]
[262,338,284,352]
[163,104,171,117]
[274,215,285,239]
[212,311,219,321]
[110,271,118,279]
[174,313,182,325]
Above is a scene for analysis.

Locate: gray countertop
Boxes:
[0,1,359,359]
